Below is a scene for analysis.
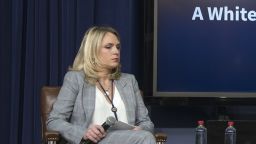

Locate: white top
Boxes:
[92,85,128,125]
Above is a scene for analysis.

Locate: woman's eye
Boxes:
[116,45,120,49]
[104,43,120,49]
[105,45,112,49]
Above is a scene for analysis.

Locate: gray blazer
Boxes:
[47,71,154,144]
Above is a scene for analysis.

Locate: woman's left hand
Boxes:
[133,126,142,131]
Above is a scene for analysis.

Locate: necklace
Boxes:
[104,86,110,95]
[105,90,110,96]
[97,80,118,121]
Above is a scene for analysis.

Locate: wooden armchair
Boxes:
[41,86,167,144]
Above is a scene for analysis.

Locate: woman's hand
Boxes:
[83,124,106,143]
[133,126,142,131]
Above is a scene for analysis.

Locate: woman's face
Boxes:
[98,32,120,70]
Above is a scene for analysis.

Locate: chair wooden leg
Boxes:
[155,132,167,144]
[45,131,60,144]
[47,141,57,144]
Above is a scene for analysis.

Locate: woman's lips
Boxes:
[112,58,119,62]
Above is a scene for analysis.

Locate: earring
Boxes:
[92,58,96,65]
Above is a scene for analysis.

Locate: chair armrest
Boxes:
[45,131,60,143]
[155,132,167,144]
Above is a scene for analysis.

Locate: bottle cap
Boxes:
[198,120,204,125]
[228,121,234,126]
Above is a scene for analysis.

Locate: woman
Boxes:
[47,26,156,144]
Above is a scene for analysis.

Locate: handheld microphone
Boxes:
[80,116,116,144]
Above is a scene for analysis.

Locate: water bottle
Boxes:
[225,121,236,144]
[195,120,207,144]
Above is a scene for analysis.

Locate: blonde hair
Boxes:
[70,26,121,84]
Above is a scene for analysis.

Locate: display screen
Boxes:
[153,0,256,97]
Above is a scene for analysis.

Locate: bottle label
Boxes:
[196,131,207,144]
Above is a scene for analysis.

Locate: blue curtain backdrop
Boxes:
[0,0,144,143]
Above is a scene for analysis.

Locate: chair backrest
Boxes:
[40,86,60,139]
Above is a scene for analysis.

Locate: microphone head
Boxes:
[106,116,116,126]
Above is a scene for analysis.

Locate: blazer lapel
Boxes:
[115,77,135,125]
[82,83,95,128]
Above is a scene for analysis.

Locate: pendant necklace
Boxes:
[97,80,118,121]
